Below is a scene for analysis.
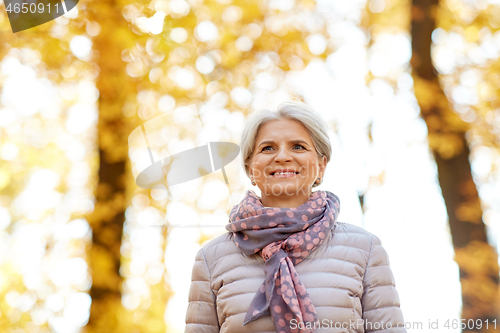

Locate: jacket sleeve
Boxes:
[361,234,407,333]
[185,247,220,333]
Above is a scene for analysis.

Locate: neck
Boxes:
[260,189,313,208]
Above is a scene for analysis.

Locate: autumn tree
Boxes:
[361,0,500,328]
[82,0,148,331]
[410,0,500,329]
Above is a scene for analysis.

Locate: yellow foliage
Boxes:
[454,241,500,281]
[84,296,127,332]
[0,169,11,191]
[455,201,484,224]
[412,76,439,114]
[0,263,35,330]
[427,133,464,159]
[454,241,500,318]
[464,25,480,43]
[88,245,122,290]
[298,0,317,10]
[425,114,442,131]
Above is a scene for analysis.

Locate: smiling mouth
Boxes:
[271,171,299,177]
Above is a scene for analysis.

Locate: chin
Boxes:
[261,184,308,197]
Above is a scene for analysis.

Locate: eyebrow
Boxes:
[257,140,310,148]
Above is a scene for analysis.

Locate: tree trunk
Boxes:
[410,0,500,330]
[83,0,138,331]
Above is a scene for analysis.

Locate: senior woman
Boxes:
[185,101,406,333]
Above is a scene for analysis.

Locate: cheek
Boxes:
[250,162,266,178]
[302,164,319,178]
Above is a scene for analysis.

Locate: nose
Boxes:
[274,146,292,163]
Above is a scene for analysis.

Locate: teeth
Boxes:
[274,172,296,175]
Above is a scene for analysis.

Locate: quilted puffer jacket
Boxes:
[185,221,406,333]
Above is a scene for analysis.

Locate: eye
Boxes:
[261,144,305,152]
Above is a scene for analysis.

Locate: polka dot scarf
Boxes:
[225,189,341,333]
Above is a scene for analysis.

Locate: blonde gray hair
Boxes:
[241,100,332,188]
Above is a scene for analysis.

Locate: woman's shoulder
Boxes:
[333,221,373,236]
[197,231,239,264]
[201,231,234,249]
[329,221,378,250]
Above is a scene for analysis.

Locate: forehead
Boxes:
[255,118,311,142]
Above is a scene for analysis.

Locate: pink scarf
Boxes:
[225,189,341,333]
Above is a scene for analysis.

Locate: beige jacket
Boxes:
[185,222,406,333]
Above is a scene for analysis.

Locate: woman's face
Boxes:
[247,118,327,208]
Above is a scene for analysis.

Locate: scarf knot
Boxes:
[225,190,341,333]
[261,240,285,261]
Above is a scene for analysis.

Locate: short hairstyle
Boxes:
[240,100,332,188]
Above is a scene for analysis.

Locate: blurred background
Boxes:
[0,0,499,332]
